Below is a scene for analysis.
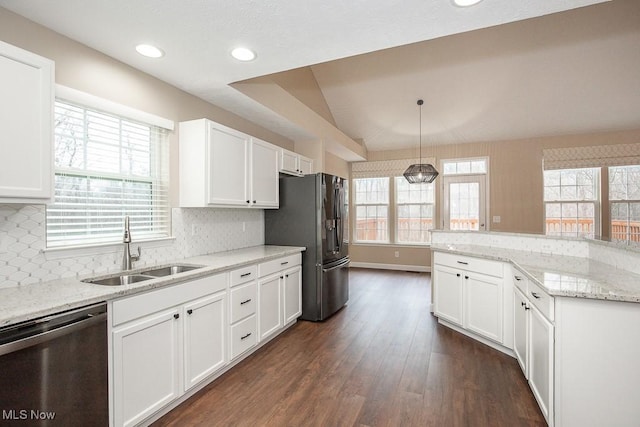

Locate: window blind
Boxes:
[351,158,435,179]
[47,100,171,247]
[543,143,640,170]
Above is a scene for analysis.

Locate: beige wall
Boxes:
[0,7,294,207]
[352,128,640,267]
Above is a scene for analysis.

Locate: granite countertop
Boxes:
[0,245,305,328]
[431,244,640,304]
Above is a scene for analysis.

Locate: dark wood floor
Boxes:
[153,268,545,427]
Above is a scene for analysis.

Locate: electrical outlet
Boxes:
[394,251,400,258]
[242,222,246,232]
[492,215,501,223]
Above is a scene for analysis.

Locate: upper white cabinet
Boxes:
[279,148,313,176]
[0,41,54,203]
[179,118,279,208]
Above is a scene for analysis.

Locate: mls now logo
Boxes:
[2,409,56,420]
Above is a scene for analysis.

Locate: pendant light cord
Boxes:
[418,99,424,163]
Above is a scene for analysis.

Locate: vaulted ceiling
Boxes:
[2,0,636,158]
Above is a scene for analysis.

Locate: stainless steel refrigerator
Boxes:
[265,173,349,321]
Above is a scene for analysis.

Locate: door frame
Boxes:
[439,157,490,231]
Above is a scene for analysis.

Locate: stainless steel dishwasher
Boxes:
[0,302,108,426]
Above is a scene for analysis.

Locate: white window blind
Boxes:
[47,100,171,247]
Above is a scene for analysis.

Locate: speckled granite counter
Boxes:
[0,245,305,328]
[431,243,640,303]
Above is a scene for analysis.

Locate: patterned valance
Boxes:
[351,158,436,179]
[543,143,640,170]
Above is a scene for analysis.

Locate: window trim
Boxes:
[543,167,601,238]
[47,91,172,249]
[353,177,390,244]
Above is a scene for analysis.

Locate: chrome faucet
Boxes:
[122,216,141,271]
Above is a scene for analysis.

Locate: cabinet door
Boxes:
[280,149,299,175]
[298,156,313,175]
[529,305,554,424]
[183,292,227,391]
[112,309,181,427]
[250,138,279,208]
[513,287,529,378]
[258,274,283,341]
[283,266,302,324]
[465,273,503,343]
[208,124,248,206]
[0,42,53,202]
[433,264,464,326]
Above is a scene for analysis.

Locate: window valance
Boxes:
[351,158,435,179]
[543,143,640,170]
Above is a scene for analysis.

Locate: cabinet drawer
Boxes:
[230,265,257,287]
[513,270,528,294]
[112,273,227,326]
[230,315,257,359]
[230,281,257,323]
[528,280,554,322]
[258,253,302,278]
[434,252,503,278]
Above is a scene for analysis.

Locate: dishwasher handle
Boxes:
[0,303,107,357]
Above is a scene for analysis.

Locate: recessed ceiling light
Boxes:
[453,0,483,6]
[135,44,164,58]
[231,47,257,62]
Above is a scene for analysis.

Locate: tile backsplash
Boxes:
[0,204,264,288]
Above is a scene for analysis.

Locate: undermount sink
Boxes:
[139,265,203,277]
[85,274,154,286]
[83,264,205,286]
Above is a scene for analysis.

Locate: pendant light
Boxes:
[403,99,439,184]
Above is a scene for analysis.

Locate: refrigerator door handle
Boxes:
[322,258,350,272]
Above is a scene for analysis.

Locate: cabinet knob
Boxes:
[246,200,250,204]
[464,276,469,280]
[285,274,289,278]
[521,302,526,307]
[187,309,193,315]
[525,306,530,311]
[173,313,180,320]
[456,273,461,277]
[253,200,256,203]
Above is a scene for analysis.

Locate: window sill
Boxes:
[42,236,176,260]
[351,242,431,249]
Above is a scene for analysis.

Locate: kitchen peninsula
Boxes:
[430,230,640,427]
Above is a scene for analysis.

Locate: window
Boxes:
[544,168,599,238]
[47,100,170,247]
[395,177,434,243]
[609,165,640,243]
[354,178,389,243]
[443,158,487,175]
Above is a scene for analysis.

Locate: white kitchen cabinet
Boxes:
[0,41,54,203]
[111,273,228,426]
[283,266,302,324]
[433,252,504,344]
[183,292,227,390]
[112,308,181,427]
[513,274,554,426]
[179,118,279,208]
[280,148,313,176]
[257,254,303,341]
[433,264,464,326]
[513,287,529,377]
[228,265,258,360]
[258,274,283,341]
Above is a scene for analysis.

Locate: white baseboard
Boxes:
[349,262,431,273]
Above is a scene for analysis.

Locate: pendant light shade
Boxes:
[404,99,439,184]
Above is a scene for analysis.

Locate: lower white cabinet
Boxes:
[433,253,504,344]
[258,254,303,341]
[111,273,227,427]
[513,275,554,426]
[183,292,227,390]
[112,308,181,427]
